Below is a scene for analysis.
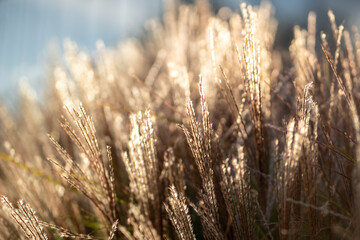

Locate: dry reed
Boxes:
[0,1,359,239]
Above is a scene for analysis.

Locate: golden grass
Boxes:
[0,1,359,239]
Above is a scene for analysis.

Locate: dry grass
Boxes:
[0,1,359,239]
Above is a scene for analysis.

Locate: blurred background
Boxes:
[1,0,360,101]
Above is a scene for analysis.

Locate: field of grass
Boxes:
[0,1,359,239]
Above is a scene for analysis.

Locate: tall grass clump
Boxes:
[0,1,359,239]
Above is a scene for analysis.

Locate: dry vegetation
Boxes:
[0,0,360,239]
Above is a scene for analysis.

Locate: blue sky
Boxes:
[0,0,162,99]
